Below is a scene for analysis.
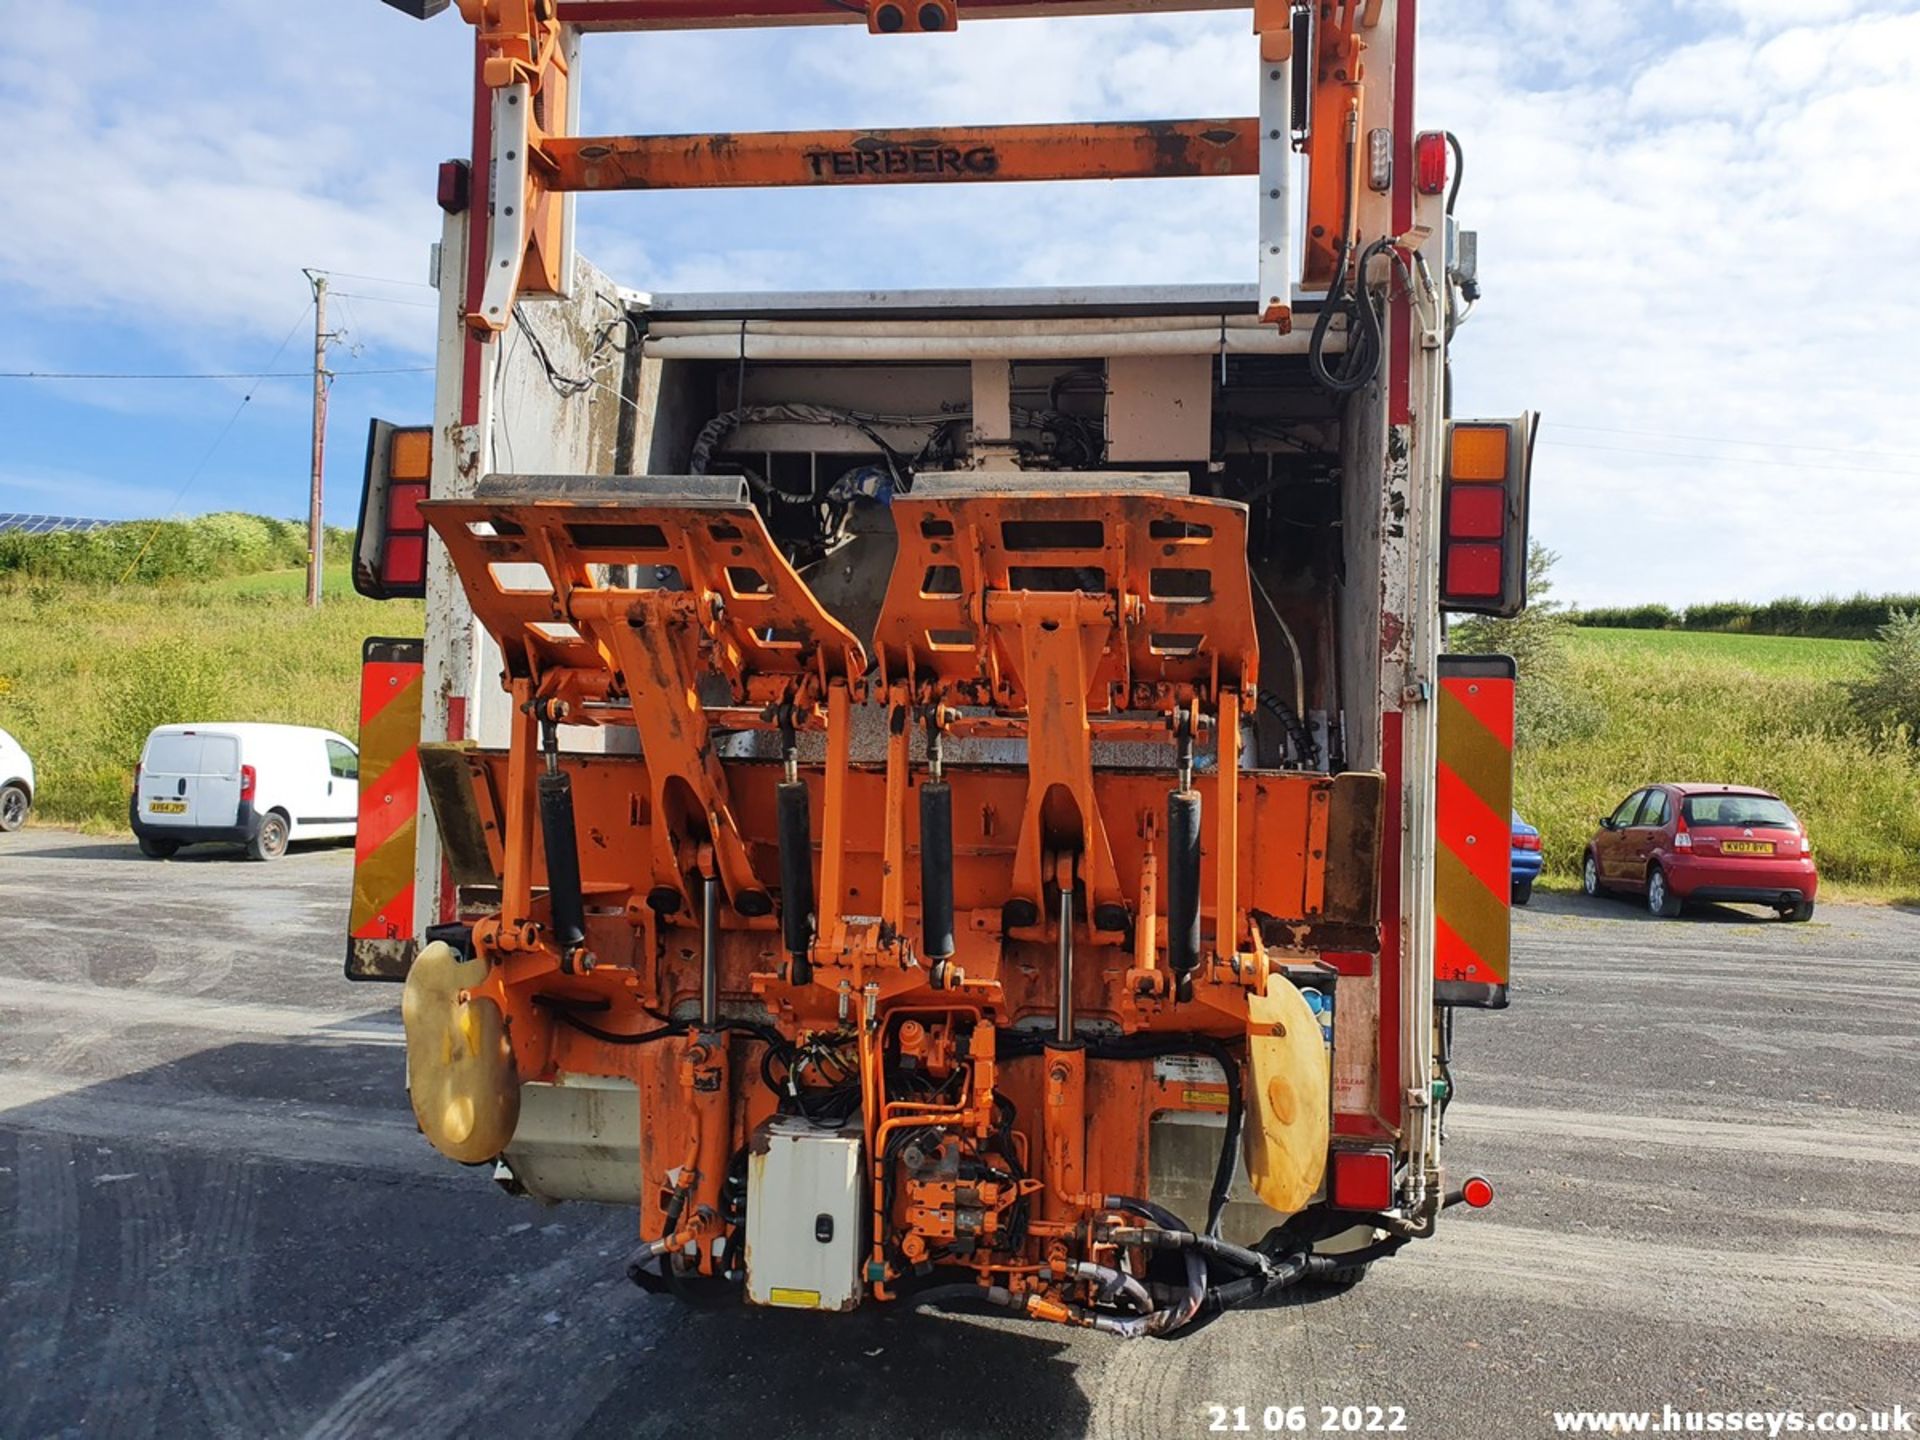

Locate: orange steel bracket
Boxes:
[873,486,1259,709]
[546,119,1257,191]
[421,481,865,915]
[873,483,1259,928]
[459,0,573,330]
[1300,0,1368,289]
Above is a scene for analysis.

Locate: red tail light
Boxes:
[1673,813,1692,849]
[1801,831,1812,855]
[240,764,257,803]
[1414,131,1449,195]
[1512,831,1541,852]
[1331,1149,1396,1212]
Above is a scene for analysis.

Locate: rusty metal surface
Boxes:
[547,119,1257,191]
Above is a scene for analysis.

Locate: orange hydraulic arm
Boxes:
[419,0,1389,330]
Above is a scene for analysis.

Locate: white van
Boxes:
[131,723,358,861]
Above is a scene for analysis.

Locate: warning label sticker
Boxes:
[1152,1054,1228,1087]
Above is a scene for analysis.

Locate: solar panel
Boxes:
[0,513,115,535]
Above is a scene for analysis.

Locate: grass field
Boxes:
[0,569,422,831]
[4,570,1914,901]
[1521,628,1920,900]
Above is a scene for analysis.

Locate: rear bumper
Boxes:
[1510,852,1544,883]
[128,799,263,847]
[1683,884,1811,905]
[1668,854,1817,903]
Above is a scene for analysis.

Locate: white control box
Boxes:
[744,1118,864,1311]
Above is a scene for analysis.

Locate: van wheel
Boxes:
[248,811,290,862]
[138,835,180,859]
[1779,901,1815,922]
[0,783,28,832]
[1647,867,1682,919]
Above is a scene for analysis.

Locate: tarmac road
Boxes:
[3,828,1917,1439]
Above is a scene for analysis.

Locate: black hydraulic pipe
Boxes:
[776,778,815,982]
[700,872,719,1027]
[537,769,587,960]
[920,779,955,961]
[1166,789,1202,986]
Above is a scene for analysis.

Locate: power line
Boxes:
[1539,438,1918,479]
[1550,421,1907,463]
[0,367,434,380]
[330,291,439,310]
[115,302,316,584]
[306,267,436,290]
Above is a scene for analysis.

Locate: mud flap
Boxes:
[1434,653,1514,1009]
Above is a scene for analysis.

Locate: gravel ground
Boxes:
[3,829,1916,1439]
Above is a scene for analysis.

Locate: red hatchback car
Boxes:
[1584,784,1818,921]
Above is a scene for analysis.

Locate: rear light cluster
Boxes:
[1331,1149,1396,1212]
[1674,815,1692,849]
[1413,130,1450,196]
[240,764,257,804]
[1439,416,1536,617]
[1512,831,1541,852]
[354,421,433,601]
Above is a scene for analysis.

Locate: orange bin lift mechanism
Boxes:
[411,473,1380,1315]
[448,0,1396,328]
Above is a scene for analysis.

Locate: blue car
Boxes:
[1511,812,1543,905]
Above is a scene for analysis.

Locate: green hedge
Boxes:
[1571,594,1920,641]
[0,514,352,586]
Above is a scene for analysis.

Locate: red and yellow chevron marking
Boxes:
[350,638,425,950]
[1434,655,1515,1007]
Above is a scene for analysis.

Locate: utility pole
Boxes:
[302,269,332,609]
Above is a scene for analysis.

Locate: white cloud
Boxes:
[4,1,1917,603]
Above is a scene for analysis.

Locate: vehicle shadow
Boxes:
[3,838,352,864]
[1525,889,1787,926]
[576,1303,1092,1439]
[0,1037,1094,1440]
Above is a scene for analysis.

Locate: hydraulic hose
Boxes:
[1308,236,1391,395]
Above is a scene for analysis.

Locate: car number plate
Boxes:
[148,799,187,814]
[1720,840,1772,854]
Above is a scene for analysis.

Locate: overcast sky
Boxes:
[1,0,1915,607]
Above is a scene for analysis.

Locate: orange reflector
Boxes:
[390,428,433,480]
[1449,424,1508,481]
[1330,1149,1396,1211]
[1461,1175,1495,1209]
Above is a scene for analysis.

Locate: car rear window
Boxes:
[144,733,237,777]
[1683,794,1796,828]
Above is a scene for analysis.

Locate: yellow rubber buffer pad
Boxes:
[401,940,520,1164]
[1241,974,1331,1215]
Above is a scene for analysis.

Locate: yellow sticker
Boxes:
[1182,1087,1230,1108]
[768,1287,821,1309]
